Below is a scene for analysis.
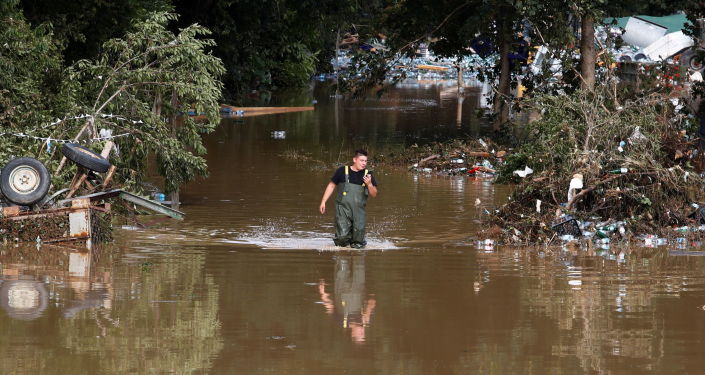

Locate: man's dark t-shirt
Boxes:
[331,166,378,186]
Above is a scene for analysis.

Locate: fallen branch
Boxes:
[419,154,440,165]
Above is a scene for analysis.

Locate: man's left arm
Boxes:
[363,175,377,198]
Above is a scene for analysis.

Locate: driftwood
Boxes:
[418,154,440,165]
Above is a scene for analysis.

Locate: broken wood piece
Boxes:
[466,151,492,158]
[103,165,118,188]
[3,206,20,217]
[419,154,440,165]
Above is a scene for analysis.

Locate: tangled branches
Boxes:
[489,86,703,244]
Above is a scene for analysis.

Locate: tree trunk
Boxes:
[152,91,162,117]
[580,14,596,90]
[494,35,511,130]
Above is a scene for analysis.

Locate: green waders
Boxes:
[334,166,369,248]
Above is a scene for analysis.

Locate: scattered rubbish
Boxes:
[152,192,166,202]
[618,140,626,152]
[513,166,533,178]
[567,174,583,202]
[551,215,582,237]
[628,126,647,144]
[536,199,541,213]
[451,158,464,164]
[467,166,481,175]
[476,239,495,251]
[608,167,629,174]
[271,130,286,139]
[676,237,688,248]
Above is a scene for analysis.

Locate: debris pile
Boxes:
[485,87,705,245]
[378,138,509,177]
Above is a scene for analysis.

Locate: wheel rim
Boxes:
[690,56,703,70]
[8,166,40,194]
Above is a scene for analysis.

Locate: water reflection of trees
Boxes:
[471,246,705,374]
[0,244,222,373]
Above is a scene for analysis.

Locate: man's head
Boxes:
[352,149,368,170]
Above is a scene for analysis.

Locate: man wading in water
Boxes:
[319,149,378,248]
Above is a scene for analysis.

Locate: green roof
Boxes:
[604,14,691,34]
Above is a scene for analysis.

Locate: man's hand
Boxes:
[363,175,372,186]
[319,202,326,214]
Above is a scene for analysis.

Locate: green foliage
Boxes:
[0,8,74,168]
[69,12,225,193]
[20,0,171,63]
[172,0,384,96]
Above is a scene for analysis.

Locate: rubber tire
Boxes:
[61,143,111,173]
[0,157,51,206]
[680,49,704,71]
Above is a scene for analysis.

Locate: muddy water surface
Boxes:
[2,84,705,374]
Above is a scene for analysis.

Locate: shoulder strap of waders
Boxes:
[345,165,349,183]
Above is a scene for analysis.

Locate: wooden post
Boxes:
[457,65,463,93]
[171,189,180,210]
[335,28,340,98]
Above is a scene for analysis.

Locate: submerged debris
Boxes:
[378,138,509,177]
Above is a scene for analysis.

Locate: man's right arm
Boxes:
[319,182,336,214]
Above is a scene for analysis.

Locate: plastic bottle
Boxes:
[608,167,629,174]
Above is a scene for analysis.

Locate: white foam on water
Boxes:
[225,229,400,250]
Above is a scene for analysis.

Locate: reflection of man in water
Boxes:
[318,255,376,343]
[319,149,378,249]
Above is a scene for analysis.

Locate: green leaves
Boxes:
[70,12,225,193]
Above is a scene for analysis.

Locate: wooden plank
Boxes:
[416,64,450,71]
[219,105,315,117]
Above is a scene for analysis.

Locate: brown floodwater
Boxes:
[3,83,705,374]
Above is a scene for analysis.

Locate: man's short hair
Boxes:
[354,149,368,157]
